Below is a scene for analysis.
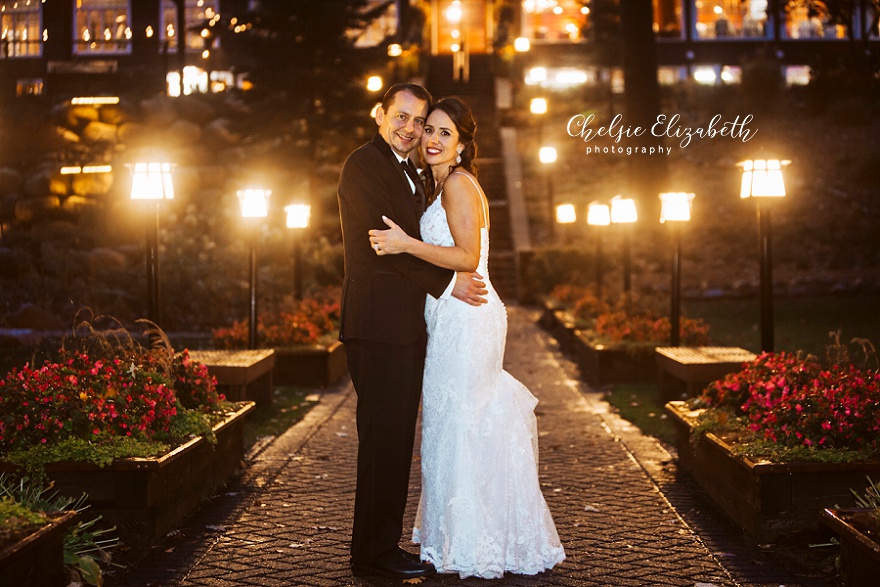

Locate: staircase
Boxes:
[425,54,519,302]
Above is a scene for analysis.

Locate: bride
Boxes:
[369,97,565,579]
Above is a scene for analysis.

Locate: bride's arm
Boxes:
[369,174,482,272]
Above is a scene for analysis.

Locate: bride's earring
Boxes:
[456,148,462,165]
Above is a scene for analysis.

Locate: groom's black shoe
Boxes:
[351,548,437,579]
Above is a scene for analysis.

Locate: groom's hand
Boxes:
[452,272,488,306]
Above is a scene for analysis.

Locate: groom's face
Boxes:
[376,90,428,159]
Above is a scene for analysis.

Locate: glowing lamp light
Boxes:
[129,162,175,200]
[539,146,557,164]
[514,37,531,52]
[370,102,381,118]
[366,75,383,92]
[587,202,611,226]
[237,189,270,218]
[530,97,548,115]
[659,192,694,222]
[556,204,576,224]
[739,159,789,198]
[610,195,638,224]
[445,1,463,24]
[285,204,311,229]
[71,96,120,105]
[528,67,547,83]
[387,43,402,57]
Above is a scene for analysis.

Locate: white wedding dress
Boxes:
[412,177,566,579]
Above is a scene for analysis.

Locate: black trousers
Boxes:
[344,336,427,563]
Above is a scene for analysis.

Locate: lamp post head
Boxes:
[285,204,311,229]
[587,201,611,226]
[539,146,557,164]
[556,203,576,224]
[514,37,530,52]
[739,159,789,198]
[237,188,270,218]
[366,75,383,92]
[659,192,694,222]
[530,97,547,115]
[129,162,175,200]
[610,195,638,224]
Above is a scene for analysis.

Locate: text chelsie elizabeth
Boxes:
[566,113,757,156]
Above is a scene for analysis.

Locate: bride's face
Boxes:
[420,110,462,169]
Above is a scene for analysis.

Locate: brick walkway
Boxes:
[109,306,829,587]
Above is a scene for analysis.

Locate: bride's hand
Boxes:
[368,215,411,255]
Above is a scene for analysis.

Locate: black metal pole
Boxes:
[292,234,303,300]
[595,231,604,302]
[146,202,161,327]
[671,223,682,346]
[546,170,555,239]
[622,224,632,293]
[248,237,258,349]
[758,200,774,352]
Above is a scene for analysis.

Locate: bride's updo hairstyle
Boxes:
[432,97,478,178]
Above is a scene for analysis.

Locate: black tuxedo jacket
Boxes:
[337,134,454,345]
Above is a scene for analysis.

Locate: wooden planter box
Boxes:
[0,511,78,587]
[666,401,880,541]
[2,402,254,546]
[821,508,880,587]
[571,334,657,387]
[539,304,656,387]
[274,341,347,388]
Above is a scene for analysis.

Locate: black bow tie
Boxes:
[400,160,426,213]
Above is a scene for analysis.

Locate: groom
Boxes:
[336,83,487,579]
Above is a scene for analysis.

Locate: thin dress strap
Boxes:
[450,172,490,229]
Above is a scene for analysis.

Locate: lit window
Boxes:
[161,0,219,52]
[74,0,131,55]
[1,0,42,58]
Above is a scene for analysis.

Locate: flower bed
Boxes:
[0,402,254,546]
[0,317,253,545]
[666,401,880,540]
[666,342,880,540]
[213,287,346,387]
[540,287,711,387]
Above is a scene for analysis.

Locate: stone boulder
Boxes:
[99,102,135,126]
[14,195,62,222]
[71,171,115,197]
[0,167,23,195]
[23,167,69,197]
[204,118,240,146]
[82,120,119,144]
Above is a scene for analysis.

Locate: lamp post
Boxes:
[556,203,577,243]
[530,96,547,145]
[285,203,311,300]
[238,188,270,349]
[610,195,638,293]
[539,146,557,238]
[513,37,530,100]
[739,159,788,352]
[128,161,175,329]
[387,43,402,83]
[659,192,695,346]
[587,201,611,301]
